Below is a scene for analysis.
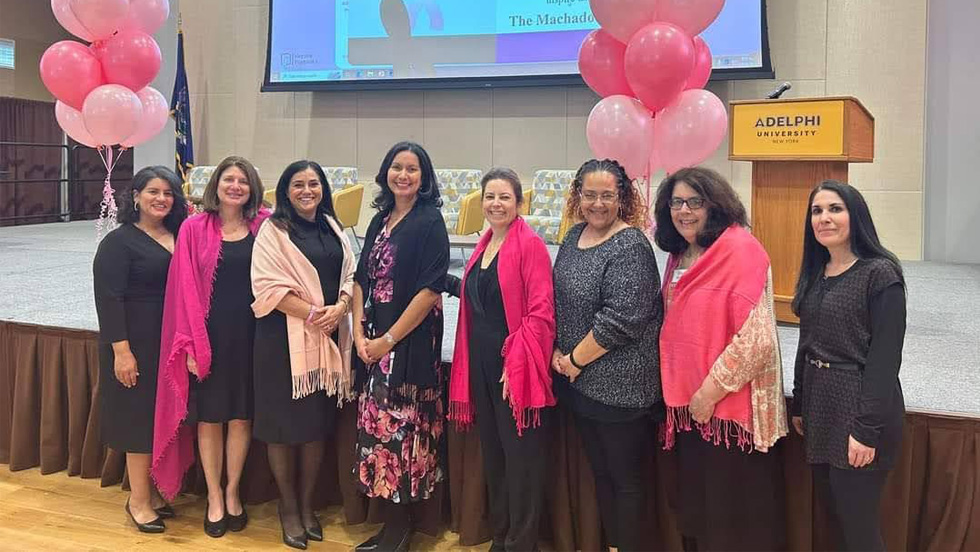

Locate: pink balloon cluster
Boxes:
[579,0,729,177]
[41,0,170,148]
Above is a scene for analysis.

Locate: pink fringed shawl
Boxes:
[249,215,355,402]
[659,225,772,451]
[449,217,556,435]
[151,209,269,500]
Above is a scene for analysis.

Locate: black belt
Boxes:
[806,355,862,372]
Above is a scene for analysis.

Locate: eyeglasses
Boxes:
[580,191,619,204]
[669,197,705,211]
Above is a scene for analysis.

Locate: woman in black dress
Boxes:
[94,166,188,532]
[791,180,907,551]
[352,141,449,552]
[251,160,356,549]
[153,156,268,537]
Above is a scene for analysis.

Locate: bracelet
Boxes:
[338,295,350,313]
[305,304,316,324]
[569,349,586,370]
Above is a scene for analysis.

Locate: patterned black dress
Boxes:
[353,203,449,504]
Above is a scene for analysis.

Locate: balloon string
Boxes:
[96,146,119,241]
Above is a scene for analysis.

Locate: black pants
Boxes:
[472,355,548,552]
[575,413,649,552]
[811,463,889,552]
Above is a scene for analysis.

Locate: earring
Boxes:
[134,200,140,211]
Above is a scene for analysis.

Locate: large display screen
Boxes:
[263,0,772,91]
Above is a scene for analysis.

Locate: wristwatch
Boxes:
[383,331,396,346]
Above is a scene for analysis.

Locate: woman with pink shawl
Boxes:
[445,168,556,552]
[250,160,355,549]
[655,167,788,552]
[152,156,268,538]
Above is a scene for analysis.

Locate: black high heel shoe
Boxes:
[303,513,323,542]
[279,506,308,550]
[204,501,227,538]
[355,526,385,551]
[125,499,165,533]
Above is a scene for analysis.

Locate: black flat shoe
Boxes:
[303,515,323,541]
[125,499,165,533]
[279,507,308,550]
[355,527,385,551]
[226,506,248,532]
[154,504,176,519]
[204,501,227,538]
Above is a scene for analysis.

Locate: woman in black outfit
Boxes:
[251,160,355,549]
[93,166,188,532]
[791,180,907,551]
[551,159,663,552]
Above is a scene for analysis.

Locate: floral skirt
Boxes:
[355,353,445,504]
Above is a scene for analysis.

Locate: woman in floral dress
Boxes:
[351,141,450,552]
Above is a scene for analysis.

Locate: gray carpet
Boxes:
[2,220,977,416]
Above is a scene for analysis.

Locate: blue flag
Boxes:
[171,26,194,183]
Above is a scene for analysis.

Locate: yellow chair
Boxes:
[455,189,483,236]
[263,188,276,206]
[334,183,365,231]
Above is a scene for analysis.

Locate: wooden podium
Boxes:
[729,97,874,323]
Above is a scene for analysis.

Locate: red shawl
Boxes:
[151,209,269,500]
[660,225,769,450]
[449,217,556,435]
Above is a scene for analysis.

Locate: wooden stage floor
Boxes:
[0,467,481,551]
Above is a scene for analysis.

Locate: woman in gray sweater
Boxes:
[552,158,663,552]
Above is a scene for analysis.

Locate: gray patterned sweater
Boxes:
[552,223,663,409]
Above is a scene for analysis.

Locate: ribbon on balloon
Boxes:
[41,0,171,239]
[579,0,729,185]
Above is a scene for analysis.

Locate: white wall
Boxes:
[923,0,980,264]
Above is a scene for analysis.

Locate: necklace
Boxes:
[824,257,859,279]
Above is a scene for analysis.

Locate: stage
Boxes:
[2,220,977,417]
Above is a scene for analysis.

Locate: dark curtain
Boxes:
[2,320,979,550]
[0,97,63,226]
[68,143,133,221]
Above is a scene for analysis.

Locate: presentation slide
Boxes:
[267,0,766,85]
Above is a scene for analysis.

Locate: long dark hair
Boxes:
[117,165,188,236]
[791,180,904,315]
[270,160,337,231]
[653,167,748,254]
[371,141,442,212]
[563,158,648,229]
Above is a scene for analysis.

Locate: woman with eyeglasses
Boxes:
[654,167,787,552]
[551,158,663,552]
[790,181,906,552]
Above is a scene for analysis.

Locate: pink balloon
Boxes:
[69,0,131,41]
[579,30,634,98]
[685,36,713,90]
[51,0,94,41]
[656,0,726,36]
[625,23,695,113]
[121,87,169,147]
[55,100,98,147]
[589,0,659,44]
[39,41,106,110]
[122,0,170,35]
[82,84,144,146]
[653,89,728,174]
[586,95,656,180]
[100,30,162,91]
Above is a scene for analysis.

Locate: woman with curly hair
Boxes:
[551,158,663,552]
